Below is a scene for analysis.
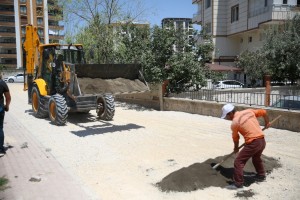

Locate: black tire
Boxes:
[96,94,115,121]
[8,79,14,83]
[31,86,48,118]
[48,94,68,126]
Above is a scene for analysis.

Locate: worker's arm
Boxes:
[231,122,240,153]
[4,91,11,112]
[263,113,270,130]
[233,141,239,153]
[254,109,270,130]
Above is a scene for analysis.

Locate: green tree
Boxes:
[262,14,300,84]
[63,0,149,63]
[235,50,270,87]
[140,27,212,93]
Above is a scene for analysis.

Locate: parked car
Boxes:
[4,73,24,83]
[271,96,300,110]
[213,80,244,89]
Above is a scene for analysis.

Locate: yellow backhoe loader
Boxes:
[23,25,149,125]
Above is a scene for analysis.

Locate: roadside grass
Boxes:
[0,176,9,191]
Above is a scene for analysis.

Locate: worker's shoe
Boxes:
[0,149,6,157]
[254,174,266,182]
[225,184,243,190]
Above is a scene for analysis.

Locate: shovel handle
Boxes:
[212,115,282,170]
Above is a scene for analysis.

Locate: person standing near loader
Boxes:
[220,104,270,189]
[0,74,11,157]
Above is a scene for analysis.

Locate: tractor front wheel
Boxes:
[96,94,115,121]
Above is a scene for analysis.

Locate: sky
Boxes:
[144,0,200,29]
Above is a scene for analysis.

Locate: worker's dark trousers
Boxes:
[233,138,266,187]
[0,111,5,150]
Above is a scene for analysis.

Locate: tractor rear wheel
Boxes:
[96,94,115,121]
[48,94,68,126]
[31,86,48,118]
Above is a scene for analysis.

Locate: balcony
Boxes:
[49,25,64,30]
[0,0,14,5]
[192,11,202,24]
[49,35,64,40]
[192,0,201,4]
[0,53,16,59]
[0,43,16,48]
[0,22,15,27]
[248,4,299,29]
[272,4,298,20]
[20,19,28,25]
[0,32,15,37]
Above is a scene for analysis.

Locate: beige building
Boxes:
[192,0,300,68]
[162,18,194,52]
[0,0,64,69]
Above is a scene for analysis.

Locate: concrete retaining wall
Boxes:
[163,97,300,132]
[116,84,300,132]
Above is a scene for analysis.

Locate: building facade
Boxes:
[0,0,64,69]
[161,18,194,52]
[192,0,300,66]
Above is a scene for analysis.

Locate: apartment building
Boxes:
[161,18,194,52]
[0,0,64,69]
[192,0,300,67]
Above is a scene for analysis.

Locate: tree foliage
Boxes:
[63,0,214,93]
[237,14,300,85]
[262,14,300,83]
[235,50,270,86]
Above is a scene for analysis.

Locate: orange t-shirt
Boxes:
[231,109,266,144]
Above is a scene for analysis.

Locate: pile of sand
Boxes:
[77,78,148,95]
[156,154,281,192]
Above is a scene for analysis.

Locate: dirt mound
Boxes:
[77,78,148,94]
[156,154,281,192]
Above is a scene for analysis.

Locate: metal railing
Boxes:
[168,89,300,110]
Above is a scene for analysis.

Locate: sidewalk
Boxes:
[0,112,97,200]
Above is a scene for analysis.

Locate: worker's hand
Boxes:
[4,105,9,112]
[234,147,239,153]
[264,122,271,130]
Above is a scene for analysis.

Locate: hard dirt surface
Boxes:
[5,83,300,200]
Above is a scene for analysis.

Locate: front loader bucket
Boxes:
[75,64,149,95]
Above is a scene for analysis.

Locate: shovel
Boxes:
[212,115,282,170]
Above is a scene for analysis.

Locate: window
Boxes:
[248,36,252,43]
[20,6,26,14]
[231,5,239,23]
[283,0,287,4]
[205,0,211,9]
[37,18,43,25]
[38,28,43,36]
[265,0,268,7]
[21,27,25,34]
[20,0,26,3]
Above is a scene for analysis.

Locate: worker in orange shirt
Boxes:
[220,104,271,189]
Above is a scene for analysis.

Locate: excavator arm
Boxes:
[23,25,40,92]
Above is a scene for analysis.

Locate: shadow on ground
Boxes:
[156,154,281,193]
[67,112,144,137]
